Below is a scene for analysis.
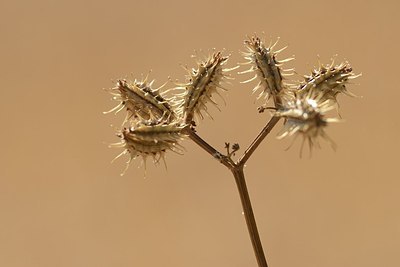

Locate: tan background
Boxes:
[1,0,399,266]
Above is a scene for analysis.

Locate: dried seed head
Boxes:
[298,60,361,104]
[275,92,339,155]
[176,51,233,124]
[111,120,187,175]
[105,77,178,124]
[241,35,295,106]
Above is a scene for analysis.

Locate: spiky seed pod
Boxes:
[298,61,361,104]
[241,35,295,106]
[111,120,187,175]
[128,120,186,143]
[105,78,178,124]
[176,51,233,124]
[275,92,339,155]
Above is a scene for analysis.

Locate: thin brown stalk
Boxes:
[233,167,268,267]
[182,126,234,169]
[238,116,281,167]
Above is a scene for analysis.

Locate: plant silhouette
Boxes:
[104,34,360,267]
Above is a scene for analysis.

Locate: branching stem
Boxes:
[182,126,235,169]
[185,116,281,267]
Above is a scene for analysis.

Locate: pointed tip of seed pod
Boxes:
[274,45,288,54]
[269,37,281,50]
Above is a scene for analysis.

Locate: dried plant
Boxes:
[104,34,360,267]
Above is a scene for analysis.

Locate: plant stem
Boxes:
[233,167,268,267]
[186,115,280,267]
[183,126,234,169]
[238,116,281,167]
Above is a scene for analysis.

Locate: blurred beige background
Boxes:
[1,0,399,266]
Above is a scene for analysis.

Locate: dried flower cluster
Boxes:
[105,34,360,172]
[241,36,360,154]
[105,52,235,173]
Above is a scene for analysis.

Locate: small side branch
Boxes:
[185,115,281,267]
[238,116,281,167]
[183,126,234,169]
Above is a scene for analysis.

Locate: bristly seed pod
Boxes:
[275,92,339,156]
[241,35,295,106]
[298,60,361,104]
[104,76,179,124]
[110,120,187,175]
[176,51,235,124]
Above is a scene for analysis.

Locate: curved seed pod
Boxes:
[176,51,233,124]
[275,92,339,156]
[241,35,295,106]
[105,77,178,124]
[111,120,187,175]
[298,61,361,104]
